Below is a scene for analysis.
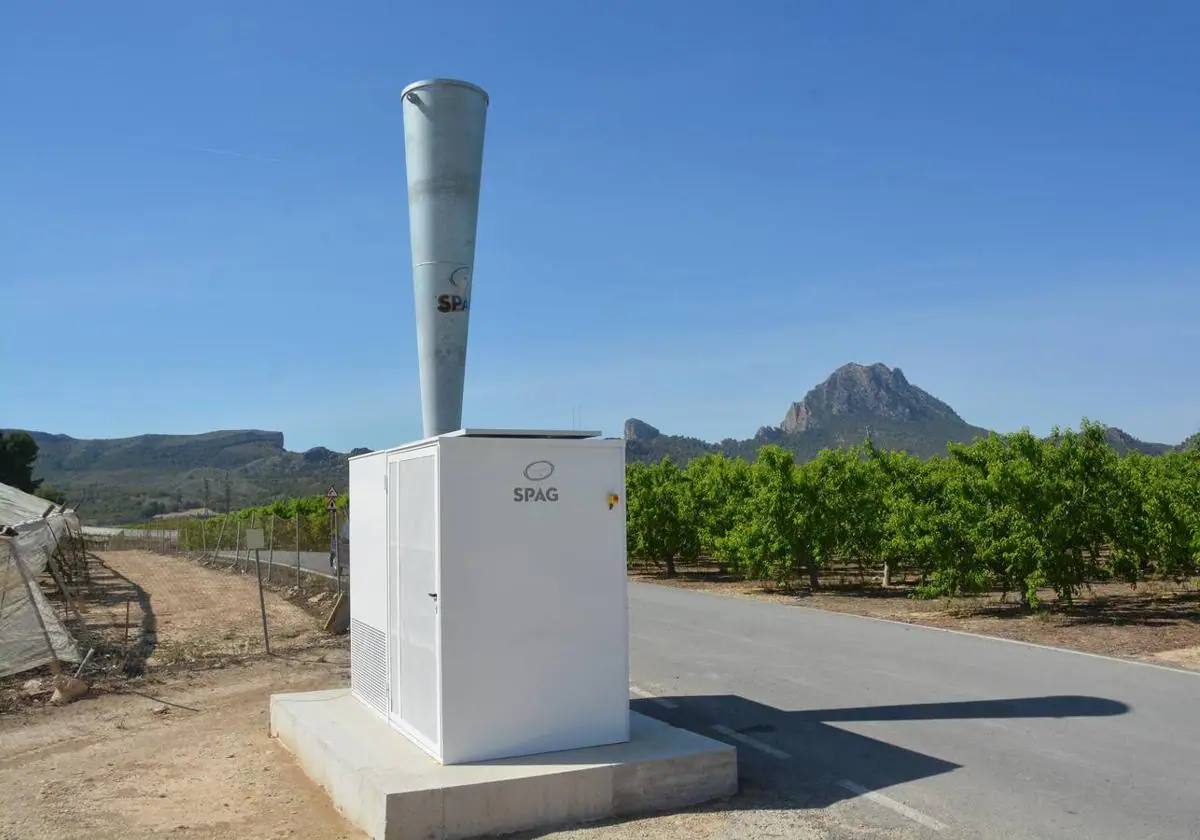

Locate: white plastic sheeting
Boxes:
[0,482,81,677]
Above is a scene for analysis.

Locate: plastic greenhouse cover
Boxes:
[0,482,81,678]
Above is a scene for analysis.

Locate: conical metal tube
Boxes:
[402,78,489,437]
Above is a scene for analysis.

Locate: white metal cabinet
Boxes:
[349,430,629,764]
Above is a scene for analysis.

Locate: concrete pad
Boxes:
[271,689,737,839]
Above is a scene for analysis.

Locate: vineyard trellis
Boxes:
[135,493,349,585]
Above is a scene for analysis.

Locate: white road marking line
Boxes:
[629,685,679,709]
[710,724,792,759]
[836,779,946,832]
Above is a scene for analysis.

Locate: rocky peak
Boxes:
[302,446,341,463]
[624,418,661,441]
[780,363,964,433]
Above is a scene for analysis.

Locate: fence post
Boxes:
[295,515,301,587]
[267,513,275,583]
[254,548,271,655]
[210,516,226,563]
[334,509,342,596]
[234,519,242,571]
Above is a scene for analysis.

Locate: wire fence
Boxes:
[5,518,349,710]
[91,513,350,590]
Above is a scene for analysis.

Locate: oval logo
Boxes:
[523,460,555,482]
[449,266,471,291]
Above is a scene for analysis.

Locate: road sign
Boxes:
[325,487,338,501]
[325,498,337,512]
[245,528,265,550]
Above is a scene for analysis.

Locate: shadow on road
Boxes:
[634,693,1129,809]
[805,694,1128,722]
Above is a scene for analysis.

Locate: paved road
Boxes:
[627,581,1199,840]
[213,550,341,580]
[83,526,178,538]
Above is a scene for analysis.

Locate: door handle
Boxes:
[428,592,438,600]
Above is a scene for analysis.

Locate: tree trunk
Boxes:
[882,560,892,587]
[807,563,819,591]
[665,554,677,578]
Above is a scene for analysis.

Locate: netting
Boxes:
[0,482,82,677]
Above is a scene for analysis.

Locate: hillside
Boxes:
[11,363,1190,520]
[1101,426,1176,456]
[5,429,353,523]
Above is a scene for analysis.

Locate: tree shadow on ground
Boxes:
[962,590,1200,628]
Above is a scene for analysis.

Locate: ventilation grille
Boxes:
[350,619,388,715]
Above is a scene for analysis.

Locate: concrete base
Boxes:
[271,689,737,840]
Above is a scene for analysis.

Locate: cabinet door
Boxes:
[388,450,440,754]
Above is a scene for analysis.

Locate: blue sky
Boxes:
[3,1,1197,451]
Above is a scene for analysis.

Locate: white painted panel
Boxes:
[386,460,401,719]
[395,451,440,752]
[350,450,390,715]
[348,452,387,636]
[438,436,628,763]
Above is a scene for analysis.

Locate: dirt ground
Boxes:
[0,654,913,840]
[0,550,909,840]
[0,654,358,840]
[632,567,1200,670]
[96,550,328,667]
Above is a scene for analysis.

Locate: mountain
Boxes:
[5,429,352,524]
[627,362,993,464]
[626,363,1196,466]
[780,364,967,435]
[1101,427,1175,456]
[13,364,1192,520]
[623,419,717,464]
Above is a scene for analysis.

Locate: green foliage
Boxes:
[722,446,820,586]
[625,459,699,577]
[711,446,885,589]
[162,492,349,552]
[1112,449,1200,581]
[34,485,67,505]
[681,454,751,568]
[140,499,168,519]
[624,421,1200,603]
[159,427,1199,607]
[0,431,42,492]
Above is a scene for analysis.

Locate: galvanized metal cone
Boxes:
[402,79,489,438]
